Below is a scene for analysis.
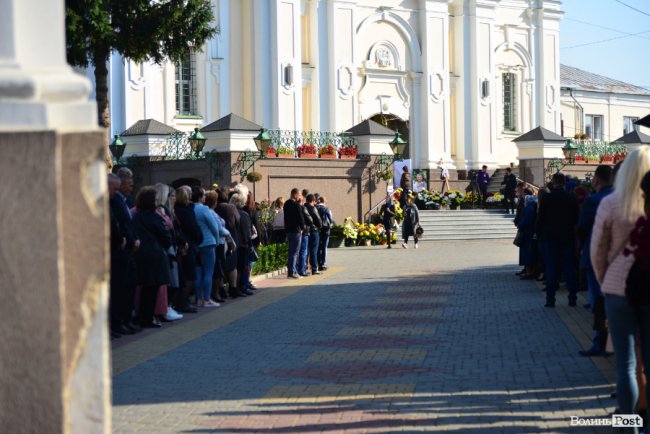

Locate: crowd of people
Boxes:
[108,168,273,338]
[108,174,335,338]
[512,147,650,432]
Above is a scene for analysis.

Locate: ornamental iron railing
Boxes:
[266,129,355,154]
[163,131,198,160]
[574,140,627,159]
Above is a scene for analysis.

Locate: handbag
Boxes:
[415,225,424,238]
[625,259,650,306]
[249,247,259,262]
[513,230,524,247]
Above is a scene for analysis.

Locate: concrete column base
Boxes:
[0,130,110,434]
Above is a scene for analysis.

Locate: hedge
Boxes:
[251,243,288,276]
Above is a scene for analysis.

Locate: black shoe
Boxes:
[320,266,328,270]
[110,330,122,339]
[177,305,198,314]
[125,322,141,333]
[583,303,591,309]
[247,283,257,291]
[541,287,547,292]
[214,296,225,303]
[140,321,162,329]
[113,324,135,335]
[544,302,555,308]
[299,273,309,277]
[568,301,577,307]
[520,274,536,280]
[242,290,254,296]
[579,349,612,357]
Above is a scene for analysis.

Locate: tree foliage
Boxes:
[66,0,217,67]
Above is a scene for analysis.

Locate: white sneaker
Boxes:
[165,307,183,321]
[414,244,419,249]
[205,300,221,307]
[402,243,407,249]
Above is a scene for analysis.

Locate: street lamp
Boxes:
[253,127,272,155]
[188,127,207,157]
[109,134,127,164]
[562,138,578,163]
[389,131,407,161]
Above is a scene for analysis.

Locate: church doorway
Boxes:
[369,113,410,159]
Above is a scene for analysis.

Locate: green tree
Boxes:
[65,0,217,138]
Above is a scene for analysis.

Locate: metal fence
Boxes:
[574,140,627,158]
[266,129,355,152]
[163,132,194,160]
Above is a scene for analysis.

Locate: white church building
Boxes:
[98,0,648,171]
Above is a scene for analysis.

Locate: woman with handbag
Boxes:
[401,195,420,249]
[591,147,650,430]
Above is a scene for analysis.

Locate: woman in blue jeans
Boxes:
[192,187,223,307]
[591,148,650,432]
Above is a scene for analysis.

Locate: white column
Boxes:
[0,0,96,131]
[533,0,562,132]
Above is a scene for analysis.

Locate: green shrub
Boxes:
[251,243,288,276]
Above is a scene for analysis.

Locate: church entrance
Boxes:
[369,113,410,159]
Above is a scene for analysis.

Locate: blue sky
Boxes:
[560,0,650,89]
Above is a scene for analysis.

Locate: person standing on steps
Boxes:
[477,165,490,208]
[501,167,518,214]
[399,165,411,207]
[305,194,322,275]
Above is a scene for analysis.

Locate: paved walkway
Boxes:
[112,240,616,433]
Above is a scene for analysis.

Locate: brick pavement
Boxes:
[112,240,616,433]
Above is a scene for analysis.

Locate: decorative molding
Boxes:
[429,72,445,103]
[367,40,401,70]
[280,59,297,94]
[127,61,146,91]
[337,64,355,97]
[545,84,557,112]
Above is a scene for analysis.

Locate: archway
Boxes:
[369,113,410,159]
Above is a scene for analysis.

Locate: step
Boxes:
[417,233,517,241]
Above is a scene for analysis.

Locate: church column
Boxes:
[418,0,452,169]
[0,0,109,432]
[533,0,562,132]
[270,0,302,130]
[330,0,357,132]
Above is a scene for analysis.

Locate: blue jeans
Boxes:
[586,266,601,307]
[298,234,309,275]
[195,245,216,302]
[606,294,650,432]
[286,232,302,276]
[543,238,578,305]
[308,231,320,272]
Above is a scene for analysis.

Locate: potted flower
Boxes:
[446,190,464,209]
[265,146,277,158]
[246,171,263,183]
[339,145,358,159]
[328,224,345,248]
[319,144,337,159]
[356,223,373,246]
[297,144,317,158]
[277,146,294,158]
[574,155,586,164]
[342,216,358,246]
[600,154,614,163]
[379,170,393,182]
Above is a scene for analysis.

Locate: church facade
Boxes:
[104,0,564,170]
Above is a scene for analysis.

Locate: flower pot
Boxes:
[299,153,317,159]
[277,153,294,158]
[320,153,336,159]
[340,154,357,160]
[265,149,277,158]
[328,236,344,248]
[359,239,371,247]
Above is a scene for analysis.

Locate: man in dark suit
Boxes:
[536,172,579,307]
[110,172,140,333]
[283,188,305,279]
[577,165,614,356]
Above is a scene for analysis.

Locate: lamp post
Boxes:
[546,138,579,180]
[389,131,407,161]
[562,138,578,163]
[188,127,207,158]
[109,134,127,164]
[253,127,272,155]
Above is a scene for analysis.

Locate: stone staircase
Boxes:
[417,209,517,241]
[487,167,519,193]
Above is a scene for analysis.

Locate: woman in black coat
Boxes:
[173,186,203,313]
[132,186,172,328]
[401,195,420,248]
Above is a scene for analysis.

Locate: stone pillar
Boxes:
[0,1,109,433]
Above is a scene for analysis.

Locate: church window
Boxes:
[175,51,197,116]
[623,116,639,135]
[585,114,603,141]
[502,73,517,132]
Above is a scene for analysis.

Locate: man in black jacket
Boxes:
[536,172,579,307]
[283,188,305,278]
[501,167,518,214]
[305,194,322,275]
[109,173,140,335]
